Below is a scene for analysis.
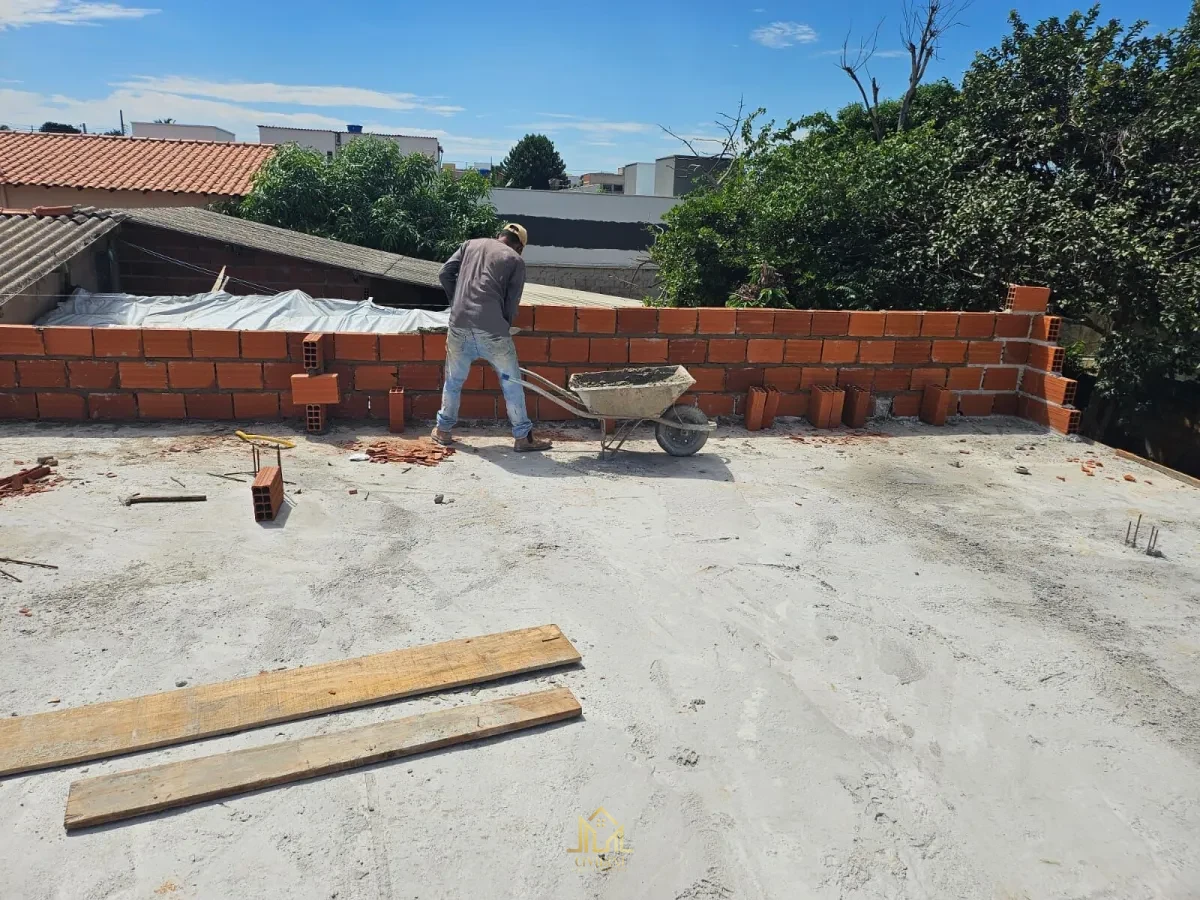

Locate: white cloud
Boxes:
[116,76,463,116]
[814,47,909,58]
[518,119,653,136]
[0,0,157,29]
[751,21,817,49]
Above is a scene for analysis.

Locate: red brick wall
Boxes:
[0,288,1081,434]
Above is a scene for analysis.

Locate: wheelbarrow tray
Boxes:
[567,366,695,419]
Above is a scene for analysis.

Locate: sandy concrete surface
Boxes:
[1,416,1199,900]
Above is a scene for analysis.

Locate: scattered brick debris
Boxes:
[162,436,234,455]
[348,489,358,495]
[789,431,891,447]
[1082,466,1095,476]
[1124,474,1137,482]
[1056,476,1066,481]
[0,465,63,502]
[18,608,31,616]
[348,438,456,467]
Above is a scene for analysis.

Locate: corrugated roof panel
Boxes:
[0,207,121,299]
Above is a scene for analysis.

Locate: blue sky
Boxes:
[0,0,1191,172]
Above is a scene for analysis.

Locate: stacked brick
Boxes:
[0,284,1080,434]
[291,333,334,434]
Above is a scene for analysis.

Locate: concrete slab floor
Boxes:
[1,416,1199,900]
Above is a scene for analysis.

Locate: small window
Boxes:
[327,150,334,161]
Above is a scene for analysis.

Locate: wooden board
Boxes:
[65,687,581,829]
[0,624,579,777]
[1115,449,1200,490]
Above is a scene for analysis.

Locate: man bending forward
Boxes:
[433,223,551,451]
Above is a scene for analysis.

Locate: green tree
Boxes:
[238,139,500,261]
[499,134,568,190]
[39,122,81,134]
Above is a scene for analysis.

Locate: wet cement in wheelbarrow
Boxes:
[569,366,684,389]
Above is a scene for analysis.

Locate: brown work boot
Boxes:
[430,426,455,446]
[514,432,552,452]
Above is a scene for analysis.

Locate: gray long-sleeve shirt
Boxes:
[438,238,526,336]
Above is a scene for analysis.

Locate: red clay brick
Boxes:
[808,385,845,428]
[920,384,954,426]
[1027,344,1064,373]
[763,366,803,391]
[550,337,590,363]
[167,361,216,389]
[1030,315,1063,343]
[534,305,576,333]
[967,341,1003,365]
[629,338,668,363]
[410,392,441,419]
[137,392,186,419]
[1004,341,1031,365]
[36,392,85,419]
[240,331,288,360]
[921,312,959,337]
[842,385,872,428]
[983,367,1020,391]
[992,393,1019,415]
[514,335,549,362]
[458,393,498,418]
[1005,284,1050,313]
[848,311,886,337]
[0,361,13,388]
[884,312,922,337]
[800,367,837,387]
[617,307,658,334]
[574,308,617,334]
[88,392,137,419]
[821,340,858,364]
[297,332,326,370]
[893,340,932,364]
[811,311,850,336]
[726,367,765,392]
[378,333,423,361]
[910,367,948,388]
[42,327,93,357]
[689,368,725,391]
[397,363,441,391]
[931,340,968,364]
[18,359,67,388]
[263,362,304,390]
[697,308,737,334]
[340,392,370,418]
[68,360,118,389]
[233,392,280,419]
[736,310,776,334]
[957,313,996,338]
[217,362,263,389]
[891,392,921,417]
[668,339,708,364]
[773,310,812,336]
[590,338,628,363]
[118,361,168,389]
[657,308,697,334]
[93,328,142,358]
[762,387,781,428]
[695,393,735,417]
[422,333,446,361]
[744,386,768,430]
[355,365,399,390]
[958,394,995,417]
[708,338,747,363]
[513,306,534,330]
[290,372,340,403]
[142,329,192,358]
[527,365,567,387]
[0,326,45,356]
[334,332,378,361]
[947,367,984,391]
[389,387,405,433]
[1021,370,1078,407]
[184,393,233,419]
[873,368,912,392]
[994,314,1031,338]
[0,392,38,418]
[858,340,896,364]
[747,338,785,364]
[190,329,241,358]
[463,364,485,390]
[784,339,823,364]
[837,368,873,388]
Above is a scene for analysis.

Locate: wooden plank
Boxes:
[1115,449,1200,490]
[65,687,581,829]
[0,624,579,777]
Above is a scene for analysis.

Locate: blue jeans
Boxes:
[436,327,533,438]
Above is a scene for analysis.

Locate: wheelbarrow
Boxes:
[517,365,715,458]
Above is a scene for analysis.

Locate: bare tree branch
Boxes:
[897,0,973,131]
[658,97,747,186]
[839,23,885,143]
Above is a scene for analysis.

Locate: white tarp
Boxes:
[37,289,449,333]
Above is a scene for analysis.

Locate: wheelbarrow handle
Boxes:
[516,368,597,420]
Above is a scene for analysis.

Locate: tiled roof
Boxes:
[0,132,275,196]
[0,206,122,300]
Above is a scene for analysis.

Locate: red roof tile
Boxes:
[0,131,276,196]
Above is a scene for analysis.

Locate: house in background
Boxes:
[578,172,624,194]
[258,125,442,163]
[653,155,730,197]
[130,122,235,142]
[0,131,275,210]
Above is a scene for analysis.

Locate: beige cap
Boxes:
[501,222,528,248]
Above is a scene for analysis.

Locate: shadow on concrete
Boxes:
[472,440,736,482]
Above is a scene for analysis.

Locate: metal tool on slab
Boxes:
[122,494,208,507]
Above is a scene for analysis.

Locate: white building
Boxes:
[130,122,234,142]
[257,125,441,162]
[622,162,656,196]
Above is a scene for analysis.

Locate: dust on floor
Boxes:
[1,416,1199,900]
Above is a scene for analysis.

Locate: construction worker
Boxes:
[432,223,552,451]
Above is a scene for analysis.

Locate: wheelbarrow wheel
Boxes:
[655,404,710,457]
